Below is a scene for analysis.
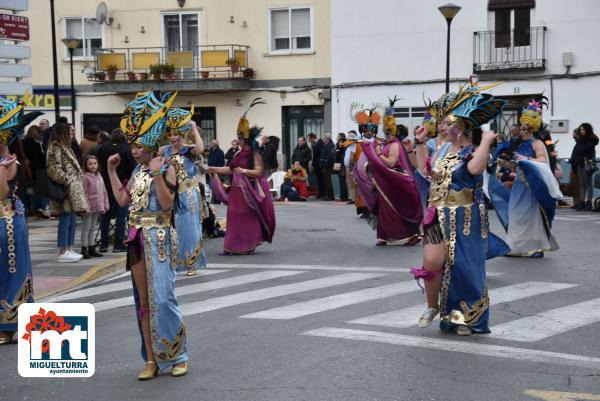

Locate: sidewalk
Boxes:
[27,217,126,299]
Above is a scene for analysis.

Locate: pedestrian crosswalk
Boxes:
[51,263,600,369]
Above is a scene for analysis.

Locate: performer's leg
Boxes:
[131,258,158,379]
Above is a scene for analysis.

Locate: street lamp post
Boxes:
[438,3,461,93]
[50,0,61,121]
[61,38,82,126]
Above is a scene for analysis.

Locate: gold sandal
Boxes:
[0,332,14,345]
[138,361,158,381]
[171,362,188,377]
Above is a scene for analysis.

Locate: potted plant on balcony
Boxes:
[139,71,149,82]
[225,57,240,73]
[242,67,255,79]
[126,71,136,81]
[106,64,118,81]
[150,64,162,80]
[201,70,210,79]
[163,63,176,80]
[95,71,106,81]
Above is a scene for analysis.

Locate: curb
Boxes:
[37,256,127,300]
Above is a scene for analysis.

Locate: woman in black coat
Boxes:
[570,123,599,211]
[22,125,50,216]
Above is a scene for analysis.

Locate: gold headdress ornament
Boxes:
[383,96,400,136]
[427,82,506,131]
[519,96,548,133]
[120,91,177,150]
[237,98,266,139]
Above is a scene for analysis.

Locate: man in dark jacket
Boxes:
[260,135,279,175]
[319,133,335,200]
[208,139,225,167]
[292,136,312,171]
[96,128,136,252]
[308,132,325,198]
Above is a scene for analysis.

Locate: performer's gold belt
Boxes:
[430,188,474,207]
[0,199,15,218]
[178,177,198,193]
[128,210,172,229]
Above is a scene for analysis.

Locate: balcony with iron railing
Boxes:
[87,44,255,91]
[473,26,546,74]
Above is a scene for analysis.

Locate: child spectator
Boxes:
[81,155,109,259]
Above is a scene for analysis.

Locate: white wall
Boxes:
[331,0,600,157]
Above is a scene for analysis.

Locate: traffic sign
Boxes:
[0,13,28,41]
[0,43,29,59]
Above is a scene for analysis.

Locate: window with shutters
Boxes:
[514,8,531,46]
[268,7,313,54]
[63,17,103,59]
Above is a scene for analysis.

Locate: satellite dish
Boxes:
[96,2,108,24]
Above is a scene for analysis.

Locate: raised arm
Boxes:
[413,126,430,176]
[149,156,176,211]
[0,155,17,201]
[188,120,205,156]
[107,154,131,207]
[378,141,399,168]
[467,131,496,176]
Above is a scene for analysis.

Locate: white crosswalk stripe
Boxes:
[47,269,228,302]
[489,297,600,342]
[94,270,304,312]
[240,281,418,320]
[349,281,578,328]
[181,273,384,316]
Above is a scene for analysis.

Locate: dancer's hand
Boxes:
[0,154,16,168]
[414,126,428,143]
[107,154,121,171]
[481,130,496,145]
[148,156,165,173]
[401,137,413,152]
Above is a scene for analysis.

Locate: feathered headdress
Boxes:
[422,109,437,138]
[382,96,399,136]
[120,91,177,150]
[349,102,382,134]
[519,96,548,133]
[237,98,265,141]
[166,105,195,145]
[427,82,506,131]
[0,94,44,146]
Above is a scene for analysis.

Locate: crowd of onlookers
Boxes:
[18,119,226,264]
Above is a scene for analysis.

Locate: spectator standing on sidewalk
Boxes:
[571,123,599,211]
[68,123,83,166]
[308,132,325,198]
[344,130,358,204]
[208,139,225,167]
[320,133,335,201]
[260,135,279,176]
[292,136,312,172]
[225,139,240,166]
[334,132,348,201]
[87,130,110,157]
[22,125,51,218]
[80,125,100,157]
[47,123,89,262]
[96,128,135,253]
[80,155,109,259]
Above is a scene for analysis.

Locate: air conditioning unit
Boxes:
[549,119,569,133]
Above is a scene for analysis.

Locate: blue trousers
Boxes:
[57,212,77,248]
[100,200,128,248]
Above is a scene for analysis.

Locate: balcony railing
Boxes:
[473,27,546,73]
[88,44,254,82]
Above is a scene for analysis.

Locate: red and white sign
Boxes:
[0,13,29,41]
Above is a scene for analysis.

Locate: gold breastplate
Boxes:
[169,154,188,184]
[429,153,461,205]
[130,169,152,211]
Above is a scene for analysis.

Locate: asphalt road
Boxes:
[2,201,600,401]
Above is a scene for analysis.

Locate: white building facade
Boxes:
[331,0,600,158]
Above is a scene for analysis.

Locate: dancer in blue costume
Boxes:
[489,98,561,258]
[411,83,509,336]
[160,106,207,275]
[0,96,40,344]
[107,91,188,380]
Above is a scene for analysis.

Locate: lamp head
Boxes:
[61,37,82,51]
[438,3,461,20]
